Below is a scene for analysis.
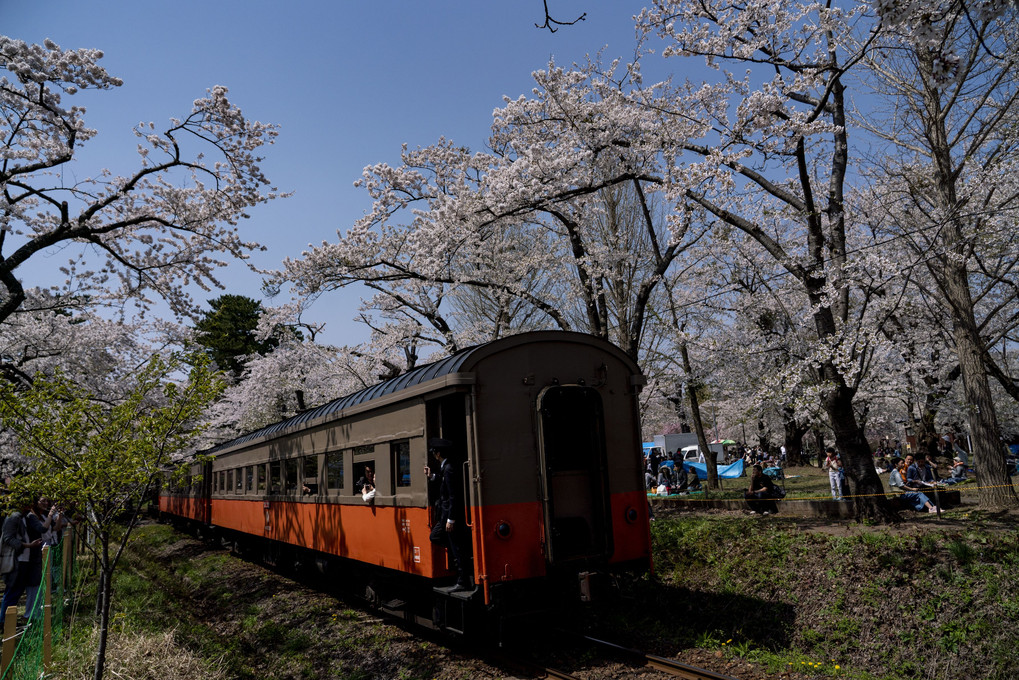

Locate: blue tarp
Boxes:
[684,459,744,480]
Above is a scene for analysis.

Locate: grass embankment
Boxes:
[56,511,1019,680]
[56,523,488,680]
[581,512,1019,680]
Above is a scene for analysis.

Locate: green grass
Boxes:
[51,512,1019,680]
[625,514,1019,680]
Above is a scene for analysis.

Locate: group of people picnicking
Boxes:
[0,495,72,628]
[647,437,978,517]
[646,442,791,500]
[644,448,702,496]
[886,451,968,513]
[803,445,971,514]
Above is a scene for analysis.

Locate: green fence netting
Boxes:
[1,529,77,680]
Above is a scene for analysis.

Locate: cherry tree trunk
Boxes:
[944,262,1017,509]
[782,406,808,466]
[680,342,719,489]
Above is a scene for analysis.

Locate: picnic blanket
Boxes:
[683,459,744,480]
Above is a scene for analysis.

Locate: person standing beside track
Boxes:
[424,438,470,591]
[0,500,42,627]
[823,448,843,501]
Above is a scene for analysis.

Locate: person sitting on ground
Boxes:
[889,459,939,513]
[744,464,780,515]
[656,464,673,494]
[941,456,969,485]
[674,463,690,492]
[645,466,656,491]
[906,453,942,492]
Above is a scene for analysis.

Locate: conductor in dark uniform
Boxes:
[424,437,470,590]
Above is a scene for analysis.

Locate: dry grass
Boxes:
[57,627,229,680]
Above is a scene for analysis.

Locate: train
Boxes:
[159,331,652,634]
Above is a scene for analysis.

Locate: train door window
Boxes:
[269,461,282,495]
[226,469,234,495]
[538,385,611,563]
[245,466,254,494]
[257,464,267,493]
[302,456,319,495]
[392,440,411,488]
[326,451,343,494]
[284,458,298,494]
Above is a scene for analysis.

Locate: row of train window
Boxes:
[205,440,413,497]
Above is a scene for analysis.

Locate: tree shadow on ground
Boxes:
[520,579,796,663]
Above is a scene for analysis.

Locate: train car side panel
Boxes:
[210,498,451,577]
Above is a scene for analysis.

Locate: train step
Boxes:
[380,598,407,616]
[433,584,478,601]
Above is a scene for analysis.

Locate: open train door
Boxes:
[537,385,612,566]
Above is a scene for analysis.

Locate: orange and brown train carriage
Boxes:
[160,331,652,633]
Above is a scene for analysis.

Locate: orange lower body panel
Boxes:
[163,490,651,601]
[471,490,652,588]
[159,496,208,524]
[608,490,654,567]
[209,499,454,579]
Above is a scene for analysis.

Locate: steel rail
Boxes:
[581,635,743,680]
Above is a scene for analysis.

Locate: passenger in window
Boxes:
[356,466,375,504]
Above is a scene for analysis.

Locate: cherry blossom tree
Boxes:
[633,1,908,518]
[858,8,1019,506]
[201,303,373,440]
[1,36,284,326]
[281,58,709,370]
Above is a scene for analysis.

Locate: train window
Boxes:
[257,464,266,493]
[392,440,411,488]
[354,461,374,496]
[284,458,298,494]
[234,468,243,494]
[269,461,282,495]
[302,456,318,495]
[326,452,343,493]
[212,471,218,493]
[245,466,254,494]
[353,444,374,456]
[226,469,234,495]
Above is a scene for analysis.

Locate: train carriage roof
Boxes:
[206,331,640,457]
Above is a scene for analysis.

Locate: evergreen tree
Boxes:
[194,295,279,380]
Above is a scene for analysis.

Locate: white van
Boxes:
[681,444,725,464]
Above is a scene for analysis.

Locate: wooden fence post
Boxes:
[43,545,52,671]
[63,527,73,590]
[1,605,18,675]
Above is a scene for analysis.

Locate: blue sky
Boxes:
[5,0,648,346]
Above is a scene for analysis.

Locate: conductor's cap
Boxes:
[428,438,452,451]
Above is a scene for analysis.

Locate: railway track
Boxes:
[582,634,743,679]
[500,631,744,680]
